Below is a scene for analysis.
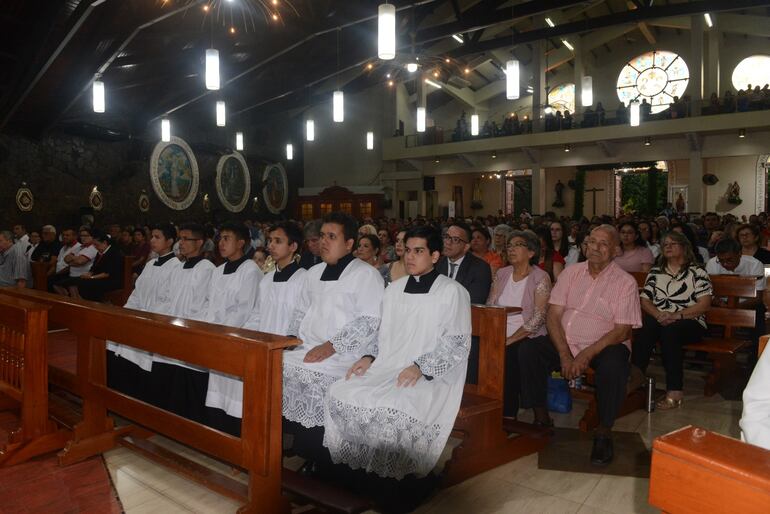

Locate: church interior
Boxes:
[1,0,770,513]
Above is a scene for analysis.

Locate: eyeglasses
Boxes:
[443,235,467,244]
[507,242,528,249]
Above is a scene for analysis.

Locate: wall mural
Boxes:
[150,137,199,210]
[216,152,251,213]
[262,163,288,214]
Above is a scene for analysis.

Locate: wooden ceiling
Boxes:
[1,0,768,140]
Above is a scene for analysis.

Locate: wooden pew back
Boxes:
[650,425,770,514]
[0,288,298,512]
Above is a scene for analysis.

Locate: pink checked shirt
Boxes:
[549,261,641,356]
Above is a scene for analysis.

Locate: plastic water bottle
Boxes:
[646,377,656,413]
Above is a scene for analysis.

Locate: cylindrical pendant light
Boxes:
[205,49,220,90]
[471,114,479,136]
[377,3,396,60]
[286,143,294,160]
[333,91,344,122]
[161,119,171,142]
[629,100,640,127]
[306,119,315,141]
[216,101,226,127]
[366,131,374,150]
[92,80,105,113]
[236,131,244,151]
[581,76,593,107]
[506,60,520,100]
[416,107,426,133]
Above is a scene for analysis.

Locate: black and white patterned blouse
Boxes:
[641,264,713,327]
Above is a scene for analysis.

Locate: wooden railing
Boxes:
[0,293,71,466]
[0,288,298,513]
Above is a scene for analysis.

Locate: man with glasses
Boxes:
[519,225,641,466]
[437,221,492,384]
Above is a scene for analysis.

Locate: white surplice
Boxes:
[282,257,384,428]
[323,272,471,479]
[109,254,181,371]
[203,257,263,415]
[741,345,770,450]
[205,263,306,418]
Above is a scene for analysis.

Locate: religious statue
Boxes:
[552,180,565,207]
[727,181,742,205]
[675,192,685,212]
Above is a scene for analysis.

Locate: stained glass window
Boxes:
[548,83,575,114]
[732,55,770,91]
[616,50,689,114]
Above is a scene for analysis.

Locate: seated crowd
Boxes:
[2,207,770,511]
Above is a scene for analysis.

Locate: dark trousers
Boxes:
[466,335,480,384]
[633,314,704,391]
[519,338,630,429]
[504,335,549,417]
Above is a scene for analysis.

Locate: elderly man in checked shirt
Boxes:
[518,224,641,466]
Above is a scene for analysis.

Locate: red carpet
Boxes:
[0,411,123,514]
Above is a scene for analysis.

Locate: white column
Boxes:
[531,165,546,215]
[706,15,720,99]
[531,40,546,132]
[690,14,704,116]
[689,151,704,214]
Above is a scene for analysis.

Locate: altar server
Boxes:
[204,222,306,426]
[323,225,471,480]
[282,212,384,461]
[203,222,263,434]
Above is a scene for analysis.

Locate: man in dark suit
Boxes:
[437,222,492,383]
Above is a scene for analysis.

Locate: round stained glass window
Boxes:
[616,50,689,114]
[732,55,770,91]
[548,83,575,114]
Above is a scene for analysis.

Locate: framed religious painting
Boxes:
[149,137,199,210]
[215,152,251,213]
[89,187,104,211]
[262,163,288,214]
[138,191,150,212]
[16,185,33,212]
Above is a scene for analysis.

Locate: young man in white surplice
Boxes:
[204,222,307,429]
[202,222,263,435]
[282,212,384,464]
[323,225,472,480]
[106,224,181,402]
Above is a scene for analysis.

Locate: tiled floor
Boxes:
[102,364,744,514]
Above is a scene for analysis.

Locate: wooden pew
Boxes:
[32,256,135,307]
[443,304,549,486]
[0,288,298,514]
[0,294,72,466]
[686,275,757,396]
[649,425,770,513]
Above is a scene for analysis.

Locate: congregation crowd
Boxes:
[2,206,770,511]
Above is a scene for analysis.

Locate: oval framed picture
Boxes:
[89,188,104,211]
[262,163,288,214]
[138,192,150,212]
[149,137,199,210]
[215,152,251,213]
[16,187,34,212]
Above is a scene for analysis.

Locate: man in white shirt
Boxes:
[282,212,384,469]
[706,237,766,358]
[48,228,80,290]
[52,227,99,295]
[202,222,263,435]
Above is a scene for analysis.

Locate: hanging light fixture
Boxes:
[205,49,220,90]
[333,91,344,122]
[236,132,244,151]
[581,76,593,107]
[471,114,479,136]
[161,119,171,142]
[92,80,105,113]
[406,62,418,73]
[416,106,426,133]
[564,144,571,153]
[286,143,294,160]
[629,100,640,127]
[306,119,315,141]
[377,3,396,60]
[366,131,374,150]
[506,59,519,100]
[738,128,746,138]
[644,137,651,146]
[216,101,226,126]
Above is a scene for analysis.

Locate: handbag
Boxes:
[547,374,572,413]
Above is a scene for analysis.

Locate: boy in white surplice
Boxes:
[323,225,472,480]
[282,212,384,463]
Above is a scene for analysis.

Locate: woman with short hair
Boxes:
[471,226,504,276]
[736,223,770,264]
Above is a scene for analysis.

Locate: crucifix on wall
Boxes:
[585,187,605,216]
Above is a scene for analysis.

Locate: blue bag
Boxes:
[547,376,572,413]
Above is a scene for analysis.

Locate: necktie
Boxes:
[449,262,458,280]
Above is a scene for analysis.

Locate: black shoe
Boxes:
[590,435,614,466]
[299,460,318,476]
